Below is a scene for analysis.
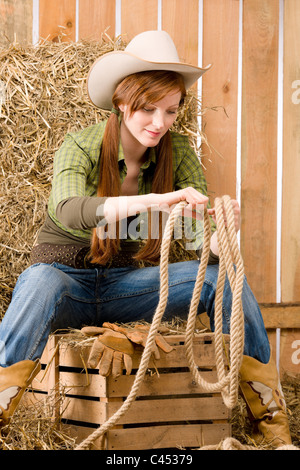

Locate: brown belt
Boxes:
[30,243,140,269]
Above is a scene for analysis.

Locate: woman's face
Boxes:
[119,90,182,150]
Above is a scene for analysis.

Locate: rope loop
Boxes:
[75,196,245,450]
[184,195,244,408]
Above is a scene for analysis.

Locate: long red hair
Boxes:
[90,70,186,264]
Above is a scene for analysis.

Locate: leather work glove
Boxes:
[81,326,135,378]
[102,323,174,360]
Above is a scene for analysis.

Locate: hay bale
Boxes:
[0,37,113,318]
[0,36,207,320]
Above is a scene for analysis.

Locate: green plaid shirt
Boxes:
[47,120,215,244]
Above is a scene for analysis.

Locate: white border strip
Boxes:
[157,0,162,30]
[198,1,203,77]
[197,0,204,138]
[115,0,122,36]
[32,0,39,44]
[75,0,80,42]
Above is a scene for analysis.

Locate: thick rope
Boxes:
[75,196,244,450]
[184,195,245,408]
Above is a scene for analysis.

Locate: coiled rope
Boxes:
[185,195,245,408]
[75,195,245,450]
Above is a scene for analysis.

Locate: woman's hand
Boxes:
[103,188,208,224]
[103,190,240,233]
[208,199,241,233]
[152,187,209,219]
[162,186,209,207]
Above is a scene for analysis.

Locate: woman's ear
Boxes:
[118,103,126,113]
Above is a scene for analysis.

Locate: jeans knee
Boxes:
[16,263,67,298]
[20,262,55,278]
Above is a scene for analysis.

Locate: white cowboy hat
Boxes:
[87,30,211,110]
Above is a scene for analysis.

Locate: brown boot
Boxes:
[239,354,292,449]
[0,359,41,427]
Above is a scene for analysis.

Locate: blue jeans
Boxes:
[0,261,270,367]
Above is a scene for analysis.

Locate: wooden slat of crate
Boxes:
[32,335,59,393]
[65,422,231,451]
[62,395,228,427]
[59,369,220,398]
[57,333,226,370]
[107,423,231,450]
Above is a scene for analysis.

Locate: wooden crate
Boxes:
[30,333,231,450]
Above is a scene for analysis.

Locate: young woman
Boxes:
[0,31,291,447]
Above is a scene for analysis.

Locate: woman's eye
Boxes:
[143,108,177,114]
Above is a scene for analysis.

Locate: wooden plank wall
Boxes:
[0,0,33,44]
[1,0,299,307]
[282,1,300,303]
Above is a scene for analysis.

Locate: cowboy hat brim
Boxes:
[87,50,211,110]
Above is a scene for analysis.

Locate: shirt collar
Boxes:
[118,141,157,169]
[118,139,125,163]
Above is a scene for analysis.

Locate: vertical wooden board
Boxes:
[266,329,300,379]
[201,0,239,201]
[241,0,279,302]
[161,0,198,67]
[266,329,277,361]
[39,0,76,42]
[279,329,300,378]
[281,0,300,302]
[121,0,158,41]
[78,0,115,40]
[0,0,33,46]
